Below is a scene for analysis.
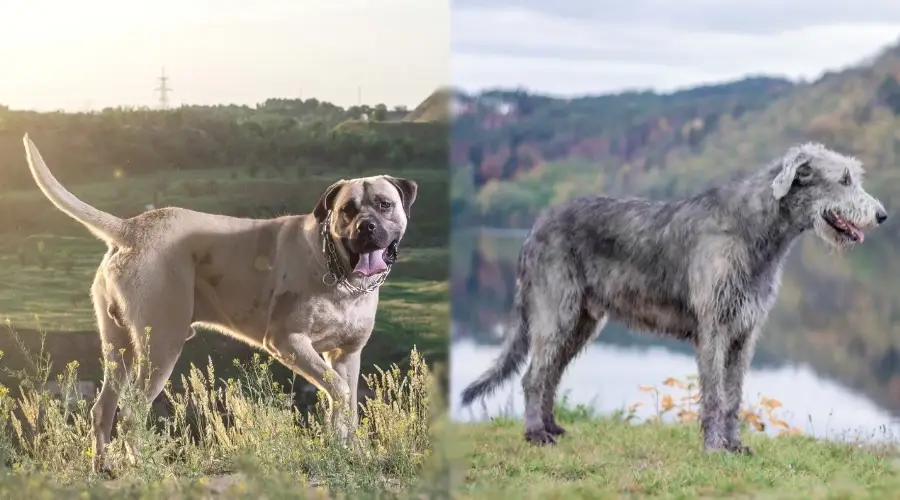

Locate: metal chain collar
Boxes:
[320,210,390,294]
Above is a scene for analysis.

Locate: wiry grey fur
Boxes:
[460,143,887,453]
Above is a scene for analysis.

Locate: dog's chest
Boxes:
[290,295,378,349]
[716,260,785,332]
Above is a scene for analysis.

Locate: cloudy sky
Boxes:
[2,0,448,111]
[452,0,900,95]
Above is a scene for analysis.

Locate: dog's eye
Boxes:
[379,201,392,210]
[839,171,851,186]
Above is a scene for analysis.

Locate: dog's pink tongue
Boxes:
[353,251,387,277]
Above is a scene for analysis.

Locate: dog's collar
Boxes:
[320,210,391,294]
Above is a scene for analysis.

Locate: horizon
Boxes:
[0,87,444,114]
[1,0,448,113]
[453,73,797,99]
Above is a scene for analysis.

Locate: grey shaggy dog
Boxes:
[460,143,887,454]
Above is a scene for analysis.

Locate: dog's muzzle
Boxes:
[349,218,395,277]
[822,210,865,242]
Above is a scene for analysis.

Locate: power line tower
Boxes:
[155,67,172,110]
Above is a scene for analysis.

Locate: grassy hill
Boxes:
[450,41,900,426]
[404,87,450,123]
[333,88,449,145]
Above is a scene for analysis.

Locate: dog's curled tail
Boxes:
[23,135,128,245]
[460,272,532,407]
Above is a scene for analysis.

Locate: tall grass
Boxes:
[0,324,436,497]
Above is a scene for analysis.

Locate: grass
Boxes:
[0,327,445,498]
[453,377,900,499]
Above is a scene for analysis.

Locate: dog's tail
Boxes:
[23,135,128,245]
[460,256,533,407]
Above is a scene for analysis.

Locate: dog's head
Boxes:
[772,143,887,249]
[314,175,417,277]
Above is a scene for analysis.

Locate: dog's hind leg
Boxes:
[113,265,195,464]
[521,274,583,445]
[541,310,606,437]
[132,312,194,407]
[90,293,135,475]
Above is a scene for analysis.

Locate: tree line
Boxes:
[0,99,444,190]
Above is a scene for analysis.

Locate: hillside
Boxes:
[404,87,451,123]
[449,42,900,418]
[450,76,794,195]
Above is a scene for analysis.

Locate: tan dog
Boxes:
[22,135,418,474]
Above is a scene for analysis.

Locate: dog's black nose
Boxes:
[358,220,377,233]
[877,210,888,225]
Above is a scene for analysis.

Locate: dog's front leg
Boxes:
[723,330,757,455]
[325,349,362,437]
[266,333,352,439]
[695,325,728,452]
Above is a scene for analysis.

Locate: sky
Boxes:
[1,0,448,111]
[452,0,900,96]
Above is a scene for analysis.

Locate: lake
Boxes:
[450,229,900,442]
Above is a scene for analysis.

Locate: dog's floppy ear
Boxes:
[314,179,346,222]
[772,146,813,200]
[383,176,418,218]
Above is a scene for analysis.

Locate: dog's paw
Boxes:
[524,428,557,446]
[702,437,728,454]
[726,441,754,456]
[92,460,117,480]
[544,421,567,436]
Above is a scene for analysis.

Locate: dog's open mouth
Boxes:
[823,210,864,243]
[352,241,398,277]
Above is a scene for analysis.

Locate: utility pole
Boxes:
[357,86,362,106]
[155,67,172,110]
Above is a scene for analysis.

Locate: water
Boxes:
[450,230,900,441]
